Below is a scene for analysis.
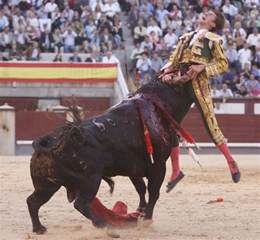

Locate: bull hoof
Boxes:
[93,219,107,228]
[232,171,241,183]
[33,225,47,234]
[137,206,146,213]
[137,217,153,228]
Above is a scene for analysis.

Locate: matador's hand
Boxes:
[187,64,205,79]
[158,67,172,79]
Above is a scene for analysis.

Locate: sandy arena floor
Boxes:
[0,154,259,240]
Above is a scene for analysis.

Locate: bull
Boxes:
[27,79,193,234]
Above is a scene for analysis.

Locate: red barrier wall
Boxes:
[13,98,260,142]
[0,97,38,110]
[16,111,66,140]
[182,108,260,143]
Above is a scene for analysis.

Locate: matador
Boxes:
[159,10,241,192]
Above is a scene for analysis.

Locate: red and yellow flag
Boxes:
[0,62,117,84]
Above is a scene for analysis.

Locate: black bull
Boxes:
[27,80,194,234]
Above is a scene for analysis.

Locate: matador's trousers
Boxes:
[186,72,226,145]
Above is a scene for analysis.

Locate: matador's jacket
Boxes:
[166,30,228,145]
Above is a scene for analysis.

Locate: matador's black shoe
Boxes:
[230,161,241,183]
[166,171,185,193]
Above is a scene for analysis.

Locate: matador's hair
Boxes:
[211,10,225,33]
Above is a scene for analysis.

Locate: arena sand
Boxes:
[0,154,259,240]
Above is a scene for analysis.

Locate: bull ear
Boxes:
[70,126,84,144]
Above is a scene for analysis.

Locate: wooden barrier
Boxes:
[8,97,260,142]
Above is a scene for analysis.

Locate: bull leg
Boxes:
[26,179,61,234]
[73,175,106,228]
[145,164,166,219]
[130,176,147,212]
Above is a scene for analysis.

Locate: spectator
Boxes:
[130,42,143,62]
[38,13,52,33]
[63,26,77,53]
[236,85,249,97]
[155,3,168,23]
[0,10,9,31]
[211,85,221,98]
[164,28,178,50]
[151,52,163,78]
[238,43,252,69]
[40,26,54,52]
[102,51,119,64]
[26,41,40,61]
[44,0,58,19]
[146,20,162,38]
[136,52,151,82]
[232,22,247,40]
[102,0,120,18]
[0,27,13,52]
[140,35,153,52]
[219,83,234,98]
[247,28,260,48]
[100,27,114,49]
[134,19,147,44]
[225,42,240,70]
[222,0,238,22]
[53,28,64,53]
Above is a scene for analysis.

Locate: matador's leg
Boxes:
[167,135,185,193]
[189,74,240,183]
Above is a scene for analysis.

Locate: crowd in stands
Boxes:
[127,0,260,97]
[0,0,259,97]
[0,0,122,63]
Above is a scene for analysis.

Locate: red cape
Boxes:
[90,197,141,226]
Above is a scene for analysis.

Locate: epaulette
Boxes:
[204,32,222,43]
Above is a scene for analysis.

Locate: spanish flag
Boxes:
[0,62,117,84]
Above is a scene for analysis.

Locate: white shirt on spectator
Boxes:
[247,33,260,48]
[147,25,162,37]
[244,0,259,7]
[39,17,51,32]
[136,57,152,72]
[222,3,238,17]
[102,55,119,64]
[63,30,77,47]
[164,32,178,48]
[212,0,222,8]
[102,2,120,18]
[0,14,9,30]
[140,40,153,51]
[130,47,143,60]
[90,0,104,12]
[225,47,238,63]
[233,28,247,39]
[219,88,233,98]
[44,2,58,13]
[238,48,252,69]
[28,17,39,30]
[0,31,12,46]
[15,31,27,45]
[211,88,221,98]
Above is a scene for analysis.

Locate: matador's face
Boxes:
[197,11,217,31]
